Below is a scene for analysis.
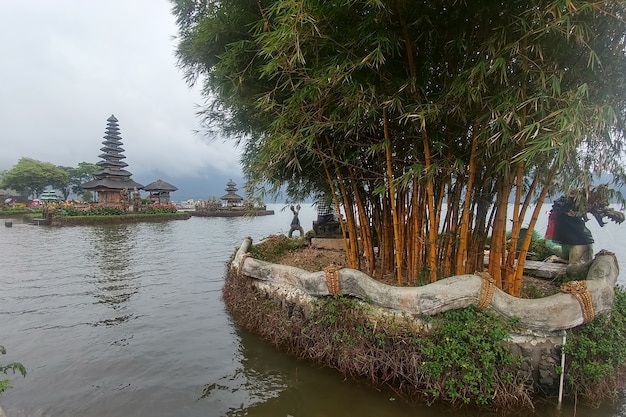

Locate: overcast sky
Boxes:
[0,0,243,195]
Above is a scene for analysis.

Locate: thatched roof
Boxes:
[81,178,144,191]
[143,179,178,192]
[220,192,243,202]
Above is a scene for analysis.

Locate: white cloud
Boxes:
[0,0,242,181]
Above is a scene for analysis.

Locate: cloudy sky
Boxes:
[0,0,244,200]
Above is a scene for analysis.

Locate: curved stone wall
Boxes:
[232,237,619,333]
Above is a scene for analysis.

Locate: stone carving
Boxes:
[132,187,140,212]
[232,238,619,333]
[288,204,304,238]
[120,188,129,211]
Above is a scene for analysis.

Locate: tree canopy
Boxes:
[0,158,68,199]
[0,159,97,200]
[172,0,626,295]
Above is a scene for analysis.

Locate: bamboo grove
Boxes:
[173,0,626,296]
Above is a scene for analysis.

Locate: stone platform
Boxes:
[522,260,567,279]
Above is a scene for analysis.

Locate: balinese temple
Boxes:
[220,179,244,207]
[144,179,178,203]
[81,115,143,203]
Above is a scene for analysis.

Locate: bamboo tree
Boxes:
[174,0,626,296]
[455,132,478,275]
[383,108,403,285]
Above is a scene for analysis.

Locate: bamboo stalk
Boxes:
[383,108,403,286]
[352,179,375,276]
[455,132,478,275]
[512,166,557,296]
[421,129,438,283]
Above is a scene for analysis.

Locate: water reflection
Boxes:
[89,224,138,314]
[2,209,626,417]
[201,327,423,417]
[201,324,623,417]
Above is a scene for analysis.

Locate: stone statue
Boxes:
[132,187,140,212]
[288,204,305,238]
[120,188,129,211]
[546,186,624,273]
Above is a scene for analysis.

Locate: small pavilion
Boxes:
[81,115,143,203]
[144,179,178,203]
[40,191,60,202]
[220,180,244,207]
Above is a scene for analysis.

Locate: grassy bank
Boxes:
[49,212,190,226]
[222,235,626,410]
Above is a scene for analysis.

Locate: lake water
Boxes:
[1,203,625,417]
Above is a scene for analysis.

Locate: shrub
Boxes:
[564,286,626,406]
[248,234,309,263]
[223,267,531,408]
[0,345,26,395]
[142,203,178,214]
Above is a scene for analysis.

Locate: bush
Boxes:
[0,345,26,395]
[564,286,626,406]
[247,234,309,263]
[141,203,178,214]
[223,267,531,408]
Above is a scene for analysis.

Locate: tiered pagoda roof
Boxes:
[82,115,143,191]
[220,179,243,204]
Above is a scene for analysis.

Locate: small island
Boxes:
[1,115,189,226]
[189,179,274,217]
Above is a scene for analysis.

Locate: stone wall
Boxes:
[230,237,620,389]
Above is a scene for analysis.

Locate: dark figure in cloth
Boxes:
[288,204,304,238]
[546,187,624,268]
[546,196,594,265]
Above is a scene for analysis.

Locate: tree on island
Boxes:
[172,0,626,296]
[65,162,101,201]
[1,159,98,201]
[0,158,68,199]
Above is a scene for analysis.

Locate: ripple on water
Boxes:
[1,208,624,417]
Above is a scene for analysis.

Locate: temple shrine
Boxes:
[144,179,178,203]
[220,179,244,207]
[82,115,144,203]
[190,180,274,217]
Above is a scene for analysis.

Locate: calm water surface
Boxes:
[1,204,625,417]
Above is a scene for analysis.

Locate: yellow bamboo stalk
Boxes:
[410,179,422,284]
[352,179,375,276]
[512,166,557,296]
[383,108,403,286]
[489,187,509,289]
[421,129,438,283]
[455,132,478,275]
[504,163,525,293]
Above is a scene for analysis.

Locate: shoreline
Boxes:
[225,236,622,409]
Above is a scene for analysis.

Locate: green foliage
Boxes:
[416,308,520,405]
[564,286,626,405]
[248,234,309,263]
[58,205,125,216]
[0,207,42,216]
[80,190,93,202]
[0,157,68,199]
[0,345,26,395]
[173,0,626,286]
[67,162,99,197]
[506,228,558,261]
[141,203,178,214]
[305,296,521,406]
